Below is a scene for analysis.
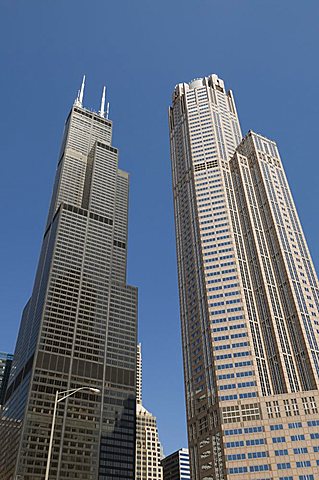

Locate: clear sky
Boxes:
[1,0,319,456]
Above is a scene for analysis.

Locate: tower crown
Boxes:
[74,75,109,118]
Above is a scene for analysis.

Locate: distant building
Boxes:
[136,342,142,405]
[162,448,190,480]
[135,343,163,480]
[0,353,13,405]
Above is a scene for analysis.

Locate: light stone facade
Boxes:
[169,74,319,480]
[137,342,142,405]
[135,344,163,480]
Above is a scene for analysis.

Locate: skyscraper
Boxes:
[0,352,13,406]
[0,78,138,480]
[162,448,191,480]
[169,74,319,479]
[135,343,163,480]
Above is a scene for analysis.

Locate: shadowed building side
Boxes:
[0,353,13,407]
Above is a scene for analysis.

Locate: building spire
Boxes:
[79,75,85,105]
[75,75,86,107]
[106,102,110,119]
[99,86,106,118]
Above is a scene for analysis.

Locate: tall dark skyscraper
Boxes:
[0,78,138,480]
[169,74,319,479]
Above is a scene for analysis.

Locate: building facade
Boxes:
[169,74,319,479]
[0,353,13,406]
[135,343,163,480]
[136,342,142,405]
[0,80,138,479]
[162,448,190,480]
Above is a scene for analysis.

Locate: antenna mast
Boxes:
[75,75,86,107]
[99,86,106,117]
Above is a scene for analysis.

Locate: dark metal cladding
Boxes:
[0,94,137,480]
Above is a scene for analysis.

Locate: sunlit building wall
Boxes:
[169,73,319,479]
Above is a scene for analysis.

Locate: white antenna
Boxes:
[74,75,86,107]
[99,86,106,118]
[79,75,85,106]
[106,102,110,119]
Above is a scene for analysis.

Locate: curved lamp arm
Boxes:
[57,386,101,403]
[44,386,100,480]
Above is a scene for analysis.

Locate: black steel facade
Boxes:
[0,353,13,406]
[0,103,137,480]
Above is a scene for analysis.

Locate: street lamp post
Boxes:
[44,386,101,480]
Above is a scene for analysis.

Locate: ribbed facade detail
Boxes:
[169,74,319,480]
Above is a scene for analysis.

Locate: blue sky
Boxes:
[0,0,319,455]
